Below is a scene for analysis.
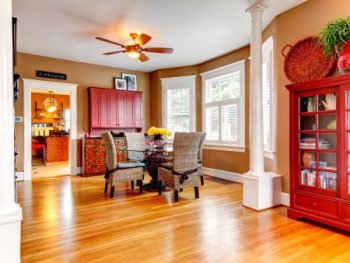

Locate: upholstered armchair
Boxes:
[198,133,206,185]
[158,132,203,202]
[102,132,145,198]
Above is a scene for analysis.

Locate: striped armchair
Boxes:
[158,132,203,202]
[102,132,145,198]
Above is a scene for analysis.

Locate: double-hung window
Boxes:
[262,36,275,156]
[162,76,196,136]
[201,61,245,150]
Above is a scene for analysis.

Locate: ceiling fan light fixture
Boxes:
[128,51,140,59]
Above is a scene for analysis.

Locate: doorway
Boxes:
[23,79,78,180]
[31,90,71,178]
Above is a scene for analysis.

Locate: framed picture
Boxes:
[121,72,137,91]
[114,78,127,90]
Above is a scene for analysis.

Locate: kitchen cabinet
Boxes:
[88,87,143,133]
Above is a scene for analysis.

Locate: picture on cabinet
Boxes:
[114,78,127,90]
[121,72,137,91]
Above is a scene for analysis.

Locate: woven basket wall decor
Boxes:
[282,36,335,83]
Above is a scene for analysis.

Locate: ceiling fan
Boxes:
[96,33,174,62]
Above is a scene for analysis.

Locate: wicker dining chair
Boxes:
[102,132,145,198]
[198,133,206,185]
[158,132,203,202]
[124,132,146,162]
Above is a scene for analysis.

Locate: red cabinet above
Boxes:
[88,87,143,134]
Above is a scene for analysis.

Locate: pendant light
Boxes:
[47,91,57,113]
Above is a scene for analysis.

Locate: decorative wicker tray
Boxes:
[282,36,335,83]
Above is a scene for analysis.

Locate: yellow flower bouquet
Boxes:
[146,126,172,148]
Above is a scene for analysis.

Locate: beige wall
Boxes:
[149,0,350,192]
[15,53,150,171]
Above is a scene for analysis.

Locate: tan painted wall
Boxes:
[15,53,150,171]
[149,0,350,192]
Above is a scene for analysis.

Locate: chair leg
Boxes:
[174,190,179,202]
[158,181,162,195]
[200,175,204,186]
[110,186,115,198]
[194,186,199,199]
[131,181,135,190]
[139,180,143,193]
[104,183,108,193]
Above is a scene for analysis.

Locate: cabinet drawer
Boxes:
[294,192,340,219]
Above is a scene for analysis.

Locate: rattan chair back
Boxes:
[101,132,117,170]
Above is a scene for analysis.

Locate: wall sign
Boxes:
[36,70,67,80]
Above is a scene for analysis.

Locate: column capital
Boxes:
[246,2,267,14]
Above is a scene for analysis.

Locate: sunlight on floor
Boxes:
[32,160,70,179]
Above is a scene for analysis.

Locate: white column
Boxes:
[248,3,265,176]
[0,0,22,262]
[243,2,281,210]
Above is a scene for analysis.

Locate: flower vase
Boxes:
[152,138,167,149]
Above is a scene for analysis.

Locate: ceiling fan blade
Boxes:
[137,33,152,46]
[103,51,124,55]
[138,52,149,62]
[96,37,124,47]
[143,47,173,54]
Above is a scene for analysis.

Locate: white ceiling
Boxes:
[13,0,306,72]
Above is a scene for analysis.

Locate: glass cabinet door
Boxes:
[298,92,337,193]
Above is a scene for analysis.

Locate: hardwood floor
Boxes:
[18,175,350,263]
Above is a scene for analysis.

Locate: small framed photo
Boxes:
[114,78,127,90]
[121,72,137,91]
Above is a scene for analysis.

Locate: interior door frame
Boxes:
[23,78,78,180]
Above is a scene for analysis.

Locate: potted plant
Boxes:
[318,16,350,72]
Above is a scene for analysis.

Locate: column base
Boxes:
[243,172,282,211]
[0,203,22,262]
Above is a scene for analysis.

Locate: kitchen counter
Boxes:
[32,135,69,162]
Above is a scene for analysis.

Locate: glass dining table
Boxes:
[143,146,173,191]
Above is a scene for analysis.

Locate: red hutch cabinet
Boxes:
[88,87,143,134]
[287,74,350,231]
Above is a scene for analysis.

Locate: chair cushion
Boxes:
[128,157,144,162]
[117,162,145,169]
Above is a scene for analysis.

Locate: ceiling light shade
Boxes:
[47,105,57,113]
[128,51,140,59]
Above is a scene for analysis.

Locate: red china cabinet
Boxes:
[287,74,350,231]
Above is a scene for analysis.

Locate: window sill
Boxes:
[203,144,246,152]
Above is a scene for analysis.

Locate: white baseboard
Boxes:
[203,167,290,207]
[280,192,290,207]
[73,167,82,175]
[203,167,243,183]
[15,172,24,181]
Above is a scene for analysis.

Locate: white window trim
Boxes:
[161,75,196,139]
[262,36,276,159]
[201,60,246,152]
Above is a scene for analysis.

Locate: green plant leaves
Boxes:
[318,16,350,57]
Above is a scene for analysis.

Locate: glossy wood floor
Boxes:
[18,175,350,263]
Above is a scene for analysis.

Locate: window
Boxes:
[162,76,196,135]
[262,36,275,155]
[201,61,245,150]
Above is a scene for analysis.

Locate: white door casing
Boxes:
[23,78,78,180]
